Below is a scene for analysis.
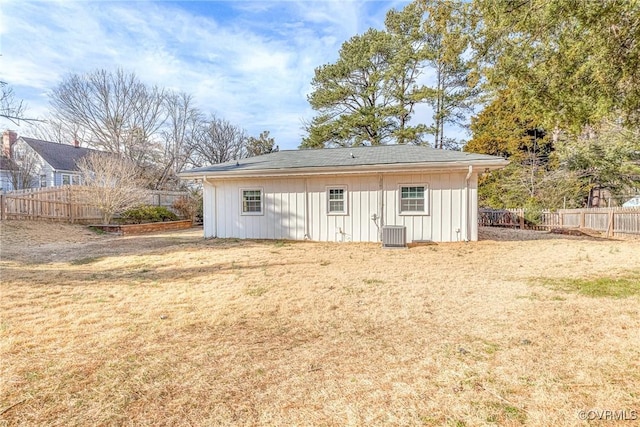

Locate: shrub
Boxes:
[523,199,544,225]
[120,205,179,224]
[172,190,203,223]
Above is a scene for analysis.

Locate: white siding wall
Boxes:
[468,174,479,241]
[214,178,307,240]
[207,171,480,242]
[203,182,216,238]
[306,175,380,242]
[382,172,469,242]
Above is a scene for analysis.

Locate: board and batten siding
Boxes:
[383,172,478,242]
[306,175,379,242]
[208,178,306,240]
[203,171,479,243]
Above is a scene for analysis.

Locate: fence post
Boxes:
[68,186,74,224]
[607,211,614,237]
[0,194,4,220]
[519,209,525,229]
[579,210,585,229]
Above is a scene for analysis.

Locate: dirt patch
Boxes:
[478,226,607,241]
[0,222,607,262]
[0,220,202,263]
[2,221,639,426]
[0,220,104,248]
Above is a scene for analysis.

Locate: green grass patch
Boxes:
[87,226,107,235]
[70,257,103,266]
[539,272,640,298]
[485,402,527,424]
[245,286,268,297]
[273,240,288,248]
[481,340,500,355]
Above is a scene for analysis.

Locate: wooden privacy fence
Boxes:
[479,208,524,228]
[479,207,640,236]
[0,186,189,223]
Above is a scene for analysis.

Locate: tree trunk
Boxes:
[434,65,442,149]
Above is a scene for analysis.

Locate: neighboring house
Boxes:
[2,131,96,189]
[180,145,508,243]
[0,155,19,191]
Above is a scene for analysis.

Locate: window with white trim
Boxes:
[40,174,47,188]
[241,189,263,215]
[399,185,428,214]
[71,175,81,185]
[327,187,347,215]
[62,174,71,185]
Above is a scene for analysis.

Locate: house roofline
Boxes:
[179,159,509,180]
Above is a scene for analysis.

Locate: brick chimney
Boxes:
[73,139,80,148]
[2,130,18,158]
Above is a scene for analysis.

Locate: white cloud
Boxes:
[1,0,414,148]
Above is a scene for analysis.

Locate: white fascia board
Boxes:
[180,159,509,180]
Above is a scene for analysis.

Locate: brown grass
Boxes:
[1,221,639,426]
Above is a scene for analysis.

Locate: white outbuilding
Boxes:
[622,196,640,208]
[180,145,508,244]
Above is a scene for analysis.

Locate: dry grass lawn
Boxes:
[1,221,639,426]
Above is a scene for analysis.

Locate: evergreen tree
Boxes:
[302,29,396,148]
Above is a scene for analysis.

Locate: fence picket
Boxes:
[479,207,640,236]
[0,186,189,224]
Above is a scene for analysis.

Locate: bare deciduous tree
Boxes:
[24,116,89,145]
[187,115,247,167]
[1,82,26,124]
[156,91,204,188]
[9,143,41,189]
[48,68,269,186]
[76,152,149,224]
[50,69,167,168]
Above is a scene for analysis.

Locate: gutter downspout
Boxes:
[465,165,473,241]
[304,178,310,239]
[202,176,216,238]
[378,173,384,242]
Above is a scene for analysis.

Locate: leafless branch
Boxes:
[186,115,248,167]
[76,152,149,224]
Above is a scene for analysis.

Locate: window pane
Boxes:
[401,199,425,211]
[400,186,425,212]
[328,188,345,213]
[242,190,262,213]
[329,188,344,200]
[402,186,423,199]
[329,200,344,212]
[62,175,70,185]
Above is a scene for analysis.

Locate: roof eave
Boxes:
[179,159,509,180]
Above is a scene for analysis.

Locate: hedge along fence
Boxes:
[479,207,640,236]
[0,186,189,223]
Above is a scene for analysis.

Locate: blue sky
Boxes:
[0,0,458,150]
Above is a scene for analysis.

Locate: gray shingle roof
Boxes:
[21,137,96,171]
[182,145,507,176]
